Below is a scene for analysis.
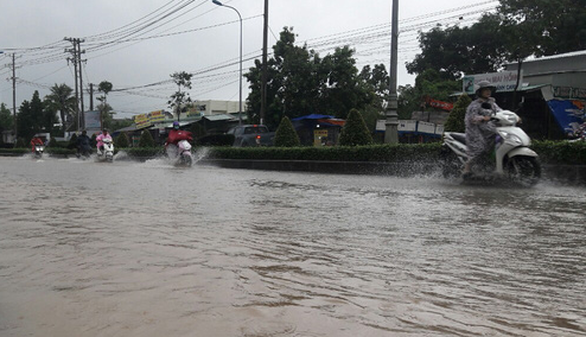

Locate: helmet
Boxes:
[475,80,496,95]
[173,121,180,129]
[103,129,108,133]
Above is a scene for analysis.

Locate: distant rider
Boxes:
[96,129,113,154]
[462,80,502,177]
[76,130,91,156]
[165,121,193,158]
[30,136,44,153]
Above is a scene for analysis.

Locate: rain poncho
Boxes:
[96,133,112,149]
[465,97,501,168]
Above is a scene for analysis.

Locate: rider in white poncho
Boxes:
[463,80,502,176]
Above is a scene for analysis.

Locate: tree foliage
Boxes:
[138,130,155,148]
[398,69,461,119]
[338,109,374,146]
[245,27,388,130]
[444,94,472,133]
[168,71,193,119]
[45,84,76,131]
[274,116,301,147]
[115,132,130,148]
[0,103,14,134]
[407,0,586,79]
[17,91,55,141]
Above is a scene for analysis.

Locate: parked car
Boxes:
[226,124,275,147]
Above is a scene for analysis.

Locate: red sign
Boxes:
[425,97,453,111]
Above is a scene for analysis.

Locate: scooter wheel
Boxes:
[505,156,541,187]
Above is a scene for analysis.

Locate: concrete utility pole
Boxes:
[260,0,269,125]
[384,0,399,144]
[11,53,18,140]
[89,83,94,111]
[65,37,85,130]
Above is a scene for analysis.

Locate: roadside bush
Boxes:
[116,132,130,148]
[0,148,29,155]
[338,109,373,146]
[138,130,155,148]
[47,137,58,148]
[15,137,26,148]
[197,134,235,146]
[274,116,301,147]
[45,147,76,155]
[90,134,97,148]
[68,133,78,149]
[124,147,164,159]
[444,94,471,133]
[532,140,586,165]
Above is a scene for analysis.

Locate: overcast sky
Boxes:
[0,0,498,118]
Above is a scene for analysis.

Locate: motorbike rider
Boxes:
[462,80,502,177]
[30,135,44,153]
[96,129,113,154]
[165,121,193,158]
[76,130,91,156]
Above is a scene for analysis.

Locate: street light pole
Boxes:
[212,0,243,126]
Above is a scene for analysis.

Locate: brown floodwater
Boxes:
[0,155,585,336]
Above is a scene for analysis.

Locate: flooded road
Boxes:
[1,156,585,336]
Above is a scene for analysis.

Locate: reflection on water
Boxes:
[0,156,585,336]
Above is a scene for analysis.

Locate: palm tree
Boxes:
[45,84,77,131]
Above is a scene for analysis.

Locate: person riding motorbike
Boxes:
[165,121,193,158]
[30,136,44,153]
[76,130,92,156]
[96,129,113,154]
[462,80,502,177]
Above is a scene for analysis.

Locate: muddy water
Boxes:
[0,156,585,336]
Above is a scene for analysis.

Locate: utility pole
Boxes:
[260,0,269,125]
[77,39,86,129]
[384,0,399,144]
[65,37,85,130]
[11,53,18,140]
[89,83,94,111]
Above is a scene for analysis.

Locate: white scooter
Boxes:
[96,138,114,162]
[440,108,541,186]
[166,140,193,167]
[33,145,45,159]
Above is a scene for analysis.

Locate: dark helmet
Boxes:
[173,121,180,129]
[82,130,87,135]
[475,80,496,96]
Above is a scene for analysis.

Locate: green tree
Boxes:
[274,116,301,147]
[17,91,45,141]
[0,103,14,135]
[338,109,373,146]
[138,130,155,148]
[115,132,130,148]
[168,71,192,120]
[444,94,472,133]
[398,69,461,120]
[97,81,114,129]
[245,27,384,129]
[45,84,76,131]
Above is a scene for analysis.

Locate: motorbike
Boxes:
[166,140,193,167]
[96,138,114,162]
[33,145,45,159]
[440,108,541,186]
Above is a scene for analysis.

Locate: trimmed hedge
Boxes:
[120,147,165,158]
[208,143,442,163]
[0,148,29,155]
[208,141,586,165]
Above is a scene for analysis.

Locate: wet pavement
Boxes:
[1,156,585,336]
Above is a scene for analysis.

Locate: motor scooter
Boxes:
[166,140,193,167]
[96,138,114,162]
[440,107,541,186]
[33,145,45,159]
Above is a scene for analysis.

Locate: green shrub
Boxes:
[90,134,97,148]
[45,147,76,155]
[68,134,78,149]
[274,116,301,147]
[532,140,586,165]
[15,138,26,148]
[444,94,471,133]
[197,134,235,146]
[47,137,58,148]
[338,109,373,146]
[116,132,130,148]
[0,148,29,154]
[138,130,155,148]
